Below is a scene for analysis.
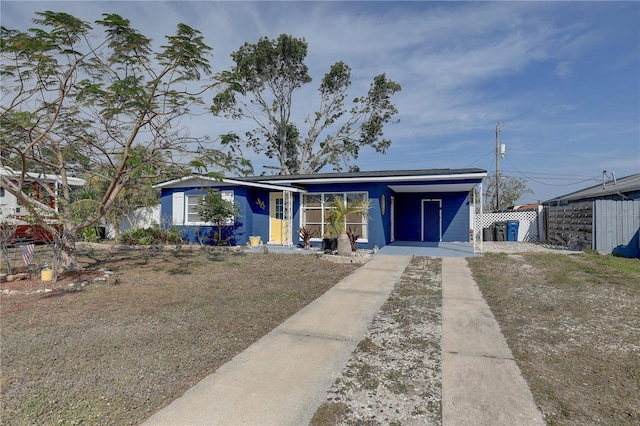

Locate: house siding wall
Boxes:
[394,194,421,241]
[158,177,478,248]
[394,192,470,242]
[248,188,270,244]
[442,192,471,241]
[160,186,253,245]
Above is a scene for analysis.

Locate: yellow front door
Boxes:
[270,193,284,243]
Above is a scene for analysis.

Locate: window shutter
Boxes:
[172,192,185,225]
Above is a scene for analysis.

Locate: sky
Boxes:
[2,1,639,204]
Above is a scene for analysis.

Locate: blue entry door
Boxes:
[422,199,441,242]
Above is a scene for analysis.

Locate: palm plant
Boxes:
[326,196,371,236]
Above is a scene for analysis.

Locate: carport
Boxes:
[388,178,483,254]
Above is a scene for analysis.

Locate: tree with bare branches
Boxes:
[483,173,534,211]
[1,11,246,271]
[212,34,402,175]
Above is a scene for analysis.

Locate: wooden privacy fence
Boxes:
[546,202,593,247]
[545,200,640,257]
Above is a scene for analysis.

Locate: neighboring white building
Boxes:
[104,205,161,239]
[0,166,85,220]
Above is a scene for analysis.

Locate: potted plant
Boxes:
[297,227,314,249]
[326,196,371,256]
[346,227,361,252]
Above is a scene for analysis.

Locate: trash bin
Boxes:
[482,227,494,241]
[507,220,520,242]
[494,221,507,241]
[322,237,338,251]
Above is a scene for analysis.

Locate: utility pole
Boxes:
[495,123,500,211]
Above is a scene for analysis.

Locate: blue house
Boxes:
[155,168,487,250]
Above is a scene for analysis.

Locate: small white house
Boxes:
[0,166,85,220]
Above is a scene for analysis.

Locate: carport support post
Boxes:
[477,182,483,254]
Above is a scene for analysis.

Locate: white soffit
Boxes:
[388,183,478,193]
[272,172,485,185]
[154,176,306,193]
[222,178,306,193]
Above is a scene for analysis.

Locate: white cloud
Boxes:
[2,1,637,197]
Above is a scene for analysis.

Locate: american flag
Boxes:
[21,244,35,265]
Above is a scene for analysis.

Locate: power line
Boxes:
[499,172,599,182]
[463,149,494,168]
[503,157,601,186]
[466,151,599,185]
[498,170,600,179]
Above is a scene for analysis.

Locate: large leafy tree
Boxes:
[212,34,402,175]
[483,173,534,211]
[1,11,244,269]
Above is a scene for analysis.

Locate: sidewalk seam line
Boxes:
[278,329,357,343]
[445,350,514,361]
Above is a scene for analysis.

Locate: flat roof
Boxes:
[154,168,487,192]
[0,166,85,186]
[238,168,486,183]
[544,173,640,203]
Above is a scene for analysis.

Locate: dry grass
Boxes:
[0,247,359,425]
[5,245,638,425]
[467,252,640,425]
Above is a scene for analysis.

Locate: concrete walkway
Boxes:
[144,254,544,426]
[442,257,545,426]
[143,255,412,425]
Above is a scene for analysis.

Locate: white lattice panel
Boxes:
[475,209,541,242]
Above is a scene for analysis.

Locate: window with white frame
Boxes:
[301,192,368,240]
[274,196,284,220]
[185,190,234,225]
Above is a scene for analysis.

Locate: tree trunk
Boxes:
[59,223,80,271]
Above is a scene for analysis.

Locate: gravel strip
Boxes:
[480,241,584,254]
[312,257,442,425]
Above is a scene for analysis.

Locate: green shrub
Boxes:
[118,226,183,246]
[78,226,100,243]
[138,235,155,245]
[165,226,183,244]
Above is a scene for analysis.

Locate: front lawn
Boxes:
[468,252,640,425]
[1,248,359,425]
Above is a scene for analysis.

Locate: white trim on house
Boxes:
[299,191,370,243]
[221,178,307,193]
[260,172,486,185]
[184,190,235,226]
[154,175,209,189]
[154,175,306,193]
[390,196,395,242]
[388,183,478,193]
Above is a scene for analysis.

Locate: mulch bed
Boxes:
[1,270,106,294]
